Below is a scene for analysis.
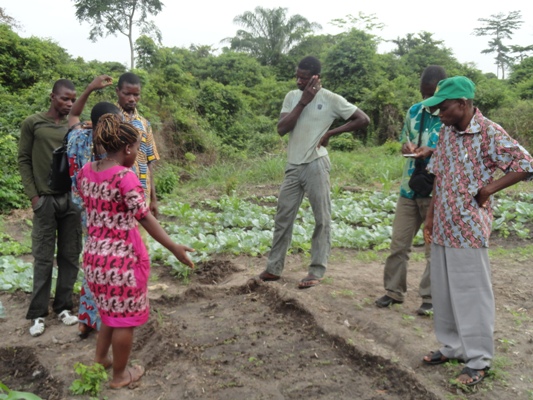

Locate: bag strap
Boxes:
[417,108,425,147]
[414,109,427,168]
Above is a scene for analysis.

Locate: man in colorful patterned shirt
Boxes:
[116,72,160,217]
[375,66,446,315]
[421,76,533,386]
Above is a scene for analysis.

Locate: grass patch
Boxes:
[489,244,533,262]
[175,146,404,202]
[352,250,386,263]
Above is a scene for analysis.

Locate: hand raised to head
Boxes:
[89,75,113,91]
[300,75,322,106]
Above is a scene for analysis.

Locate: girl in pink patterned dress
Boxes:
[76,114,194,389]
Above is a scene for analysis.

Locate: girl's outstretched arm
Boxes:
[139,213,194,268]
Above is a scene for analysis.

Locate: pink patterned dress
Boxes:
[77,163,150,328]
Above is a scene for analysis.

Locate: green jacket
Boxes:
[18,112,68,199]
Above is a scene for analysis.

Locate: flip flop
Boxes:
[258,271,280,282]
[298,274,321,289]
[454,366,488,386]
[109,365,145,389]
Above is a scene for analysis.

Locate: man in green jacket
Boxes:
[18,79,81,337]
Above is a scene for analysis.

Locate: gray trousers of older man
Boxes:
[266,156,331,278]
[431,244,494,370]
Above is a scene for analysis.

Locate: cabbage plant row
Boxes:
[2,191,532,291]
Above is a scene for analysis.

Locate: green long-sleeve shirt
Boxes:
[18,112,68,199]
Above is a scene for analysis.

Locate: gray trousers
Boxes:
[26,193,82,320]
[431,244,494,370]
[266,157,331,278]
[383,196,431,302]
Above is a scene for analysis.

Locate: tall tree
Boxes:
[72,0,164,69]
[510,44,533,63]
[329,12,385,37]
[224,6,321,67]
[0,6,22,30]
[323,29,382,105]
[390,31,459,78]
[473,10,523,79]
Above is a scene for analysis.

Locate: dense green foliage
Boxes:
[1,19,533,213]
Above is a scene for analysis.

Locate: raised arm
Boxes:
[68,75,113,128]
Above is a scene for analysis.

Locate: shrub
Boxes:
[155,162,181,198]
[381,140,402,156]
[489,100,533,149]
[329,132,360,152]
[0,133,27,212]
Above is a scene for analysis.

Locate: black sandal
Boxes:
[455,366,489,386]
[423,350,450,365]
[423,350,464,365]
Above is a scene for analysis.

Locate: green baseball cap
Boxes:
[421,76,476,107]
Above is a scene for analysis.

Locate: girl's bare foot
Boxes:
[94,357,113,370]
[109,365,145,389]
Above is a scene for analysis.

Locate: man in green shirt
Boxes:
[18,79,82,337]
[258,56,370,288]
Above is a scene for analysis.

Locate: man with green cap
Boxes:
[421,76,533,386]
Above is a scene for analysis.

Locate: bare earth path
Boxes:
[1,244,532,399]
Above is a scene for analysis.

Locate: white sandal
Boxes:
[58,310,78,326]
[29,317,45,337]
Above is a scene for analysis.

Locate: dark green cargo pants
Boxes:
[26,193,82,320]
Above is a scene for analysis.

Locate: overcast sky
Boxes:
[3,1,533,75]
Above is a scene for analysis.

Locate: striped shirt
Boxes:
[120,107,159,200]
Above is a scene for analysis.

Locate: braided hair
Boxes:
[93,113,140,153]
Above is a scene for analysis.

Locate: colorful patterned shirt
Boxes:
[427,108,533,249]
[66,126,100,211]
[119,107,160,200]
[399,103,441,199]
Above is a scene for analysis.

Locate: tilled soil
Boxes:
[1,247,532,400]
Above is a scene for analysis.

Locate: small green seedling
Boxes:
[69,362,108,397]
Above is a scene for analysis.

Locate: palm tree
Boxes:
[224,7,321,67]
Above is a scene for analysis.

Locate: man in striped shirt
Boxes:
[116,72,160,217]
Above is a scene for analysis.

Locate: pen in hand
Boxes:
[403,133,416,156]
